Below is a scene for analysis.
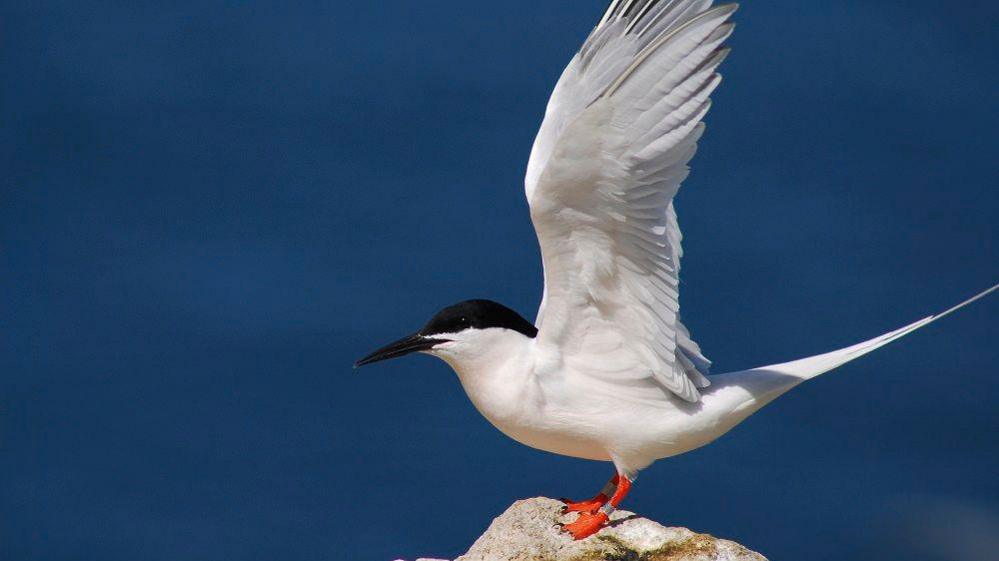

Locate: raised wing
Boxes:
[527,1,736,402]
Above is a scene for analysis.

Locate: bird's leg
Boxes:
[562,474,633,540]
[561,473,619,513]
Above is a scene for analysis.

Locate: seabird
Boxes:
[356,0,997,539]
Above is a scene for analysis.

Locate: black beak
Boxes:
[354,333,448,368]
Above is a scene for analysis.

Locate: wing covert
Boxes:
[526,1,735,402]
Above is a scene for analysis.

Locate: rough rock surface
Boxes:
[415,497,767,561]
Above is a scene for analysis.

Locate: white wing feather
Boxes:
[526,1,737,402]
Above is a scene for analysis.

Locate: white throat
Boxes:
[430,328,538,428]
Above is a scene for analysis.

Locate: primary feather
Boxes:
[526,1,737,402]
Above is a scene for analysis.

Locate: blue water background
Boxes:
[3,2,997,559]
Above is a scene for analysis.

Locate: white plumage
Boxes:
[356,0,998,540]
[528,1,736,404]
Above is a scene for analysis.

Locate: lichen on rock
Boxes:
[415,497,767,561]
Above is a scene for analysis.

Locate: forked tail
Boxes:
[706,284,998,414]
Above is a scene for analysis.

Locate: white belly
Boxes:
[454,362,773,474]
[456,369,615,462]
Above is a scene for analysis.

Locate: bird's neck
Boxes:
[442,335,538,427]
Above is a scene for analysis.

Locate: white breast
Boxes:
[433,328,772,474]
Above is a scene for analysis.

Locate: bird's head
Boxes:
[354,299,538,371]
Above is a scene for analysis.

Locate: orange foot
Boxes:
[562,511,609,540]
[561,495,607,514]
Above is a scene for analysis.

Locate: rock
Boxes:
[433,497,767,561]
